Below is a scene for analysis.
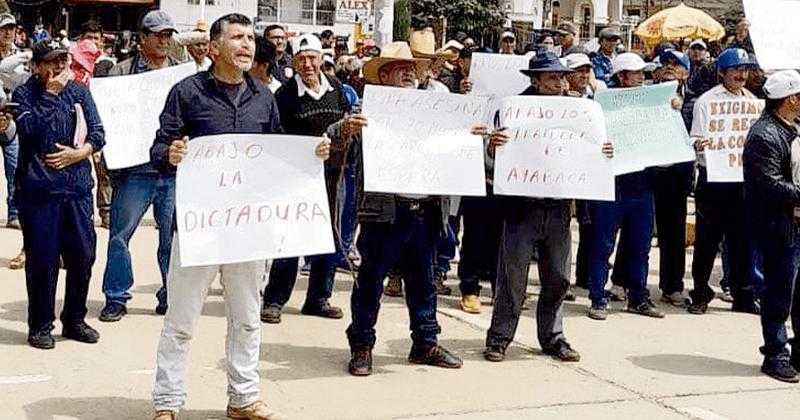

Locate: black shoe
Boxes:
[348,349,373,376]
[483,346,506,362]
[627,299,665,318]
[732,300,761,315]
[28,328,55,350]
[543,340,581,362]
[155,300,168,316]
[62,322,100,344]
[408,345,463,368]
[301,302,344,319]
[762,359,799,383]
[260,304,282,324]
[99,302,127,322]
[434,272,452,296]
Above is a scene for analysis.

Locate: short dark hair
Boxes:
[254,35,277,65]
[210,13,252,42]
[80,20,102,36]
[320,29,334,39]
[264,24,285,36]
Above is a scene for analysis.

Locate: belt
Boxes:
[396,196,435,211]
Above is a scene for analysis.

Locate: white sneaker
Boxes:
[607,285,627,302]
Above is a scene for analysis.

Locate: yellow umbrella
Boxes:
[634,2,725,45]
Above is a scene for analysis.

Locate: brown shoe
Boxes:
[300,301,343,319]
[227,400,281,420]
[384,276,403,297]
[99,212,110,229]
[153,410,176,420]
[8,250,25,270]
[408,345,462,369]
[348,348,373,376]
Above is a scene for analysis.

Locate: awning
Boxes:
[65,0,155,5]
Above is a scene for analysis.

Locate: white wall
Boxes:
[508,0,544,28]
[161,0,260,31]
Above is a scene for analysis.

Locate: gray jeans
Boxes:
[486,200,571,350]
[153,236,265,412]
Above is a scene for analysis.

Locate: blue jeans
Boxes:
[102,173,175,306]
[434,215,460,276]
[334,155,357,267]
[2,138,18,221]
[263,253,336,309]
[759,226,800,361]
[586,192,654,307]
[346,203,441,350]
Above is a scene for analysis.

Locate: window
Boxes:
[552,1,560,27]
[580,5,592,40]
[259,0,278,20]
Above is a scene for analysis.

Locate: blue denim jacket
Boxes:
[591,53,614,85]
[150,70,283,175]
[13,77,105,202]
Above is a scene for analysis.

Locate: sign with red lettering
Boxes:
[493,96,615,201]
[175,134,335,267]
[699,98,764,182]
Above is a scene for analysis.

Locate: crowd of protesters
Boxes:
[2,8,800,420]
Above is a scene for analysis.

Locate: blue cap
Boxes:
[520,51,572,75]
[141,10,176,33]
[716,48,755,71]
[659,49,690,71]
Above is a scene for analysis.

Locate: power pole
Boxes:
[373,0,394,47]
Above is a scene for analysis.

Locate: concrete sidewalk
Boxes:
[0,225,797,420]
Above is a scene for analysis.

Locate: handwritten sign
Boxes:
[594,82,695,175]
[361,85,490,196]
[91,63,196,170]
[743,0,800,70]
[698,98,764,183]
[469,53,531,99]
[176,134,335,267]
[494,96,615,201]
[336,0,373,23]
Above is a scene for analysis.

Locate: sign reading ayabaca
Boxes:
[743,0,800,70]
[361,85,491,196]
[91,62,196,170]
[698,98,764,183]
[594,82,695,175]
[493,96,615,201]
[176,134,335,267]
[469,53,531,99]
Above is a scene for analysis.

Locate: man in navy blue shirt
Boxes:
[15,40,105,350]
[150,13,328,420]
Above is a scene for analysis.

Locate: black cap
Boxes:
[32,40,68,64]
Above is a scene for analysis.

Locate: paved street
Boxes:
[1,220,798,420]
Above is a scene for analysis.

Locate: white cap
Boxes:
[564,53,591,69]
[612,52,647,75]
[500,31,516,41]
[292,33,323,55]
[689,39,707,50]
[764,70,800,99]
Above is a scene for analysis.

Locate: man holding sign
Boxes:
[687,48,762,316]
[148,14,326,420]
[327,42,465,376]
[99,10,184,322]
[485,52,614,363]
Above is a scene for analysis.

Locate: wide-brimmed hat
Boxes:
[409,30,460,61]
[363,42,430,84]
[520,51,572,76]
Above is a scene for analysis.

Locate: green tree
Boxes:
[394,0,411,41]
[411,0,506,36]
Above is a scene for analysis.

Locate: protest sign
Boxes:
[594,82,695,175]
[469,53,531,99]
[493,96,615,201]
[697,98,764,183]
[361,85,490,196]
[176,134,335,267]
[91,62,196,170]
[743,0,800,70]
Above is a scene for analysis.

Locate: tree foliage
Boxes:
[411,0,506,36]
[394,0,412,41]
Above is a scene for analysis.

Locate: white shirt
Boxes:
[295,73,334,101]
[267,78,282,93]
[690,84,756,167]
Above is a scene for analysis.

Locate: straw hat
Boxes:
[409,29,460,61]
[363,42,430,84]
